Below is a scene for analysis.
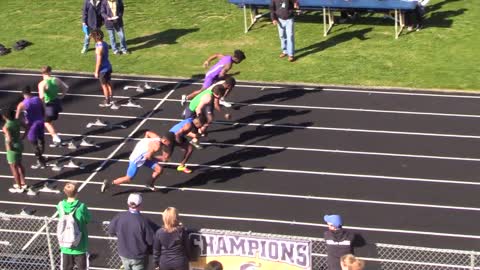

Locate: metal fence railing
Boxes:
[2,213,480,270]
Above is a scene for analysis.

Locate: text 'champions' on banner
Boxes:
[189,232,312,270]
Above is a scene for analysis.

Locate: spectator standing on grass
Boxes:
[270,0,299,62]
[109,193,156,270]
[340,254,365,270]
[57,182,91,270]
[101,0,130,54]
[153,207,191,270]
[324,214,355,270]
[406,0,429,31]
[81,0,103,54]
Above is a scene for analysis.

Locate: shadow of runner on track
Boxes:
[236,86,322,107]
[209,109,312,135]
[126,28,199,52]
[295,28,372,60]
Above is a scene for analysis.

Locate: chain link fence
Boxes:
[2,213,480,270]
[0,214,57,270]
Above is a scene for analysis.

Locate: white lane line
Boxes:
[0,72,276,89]
[58,111,480,140]
[4,150,480,187]
[77,88,177,192]
[3,71,480,97]
[2,200,480,240]
[3,89,480,118]
[16,131,480,162]
[1,175,480,212]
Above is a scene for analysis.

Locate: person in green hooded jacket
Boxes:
[57,182,92,270]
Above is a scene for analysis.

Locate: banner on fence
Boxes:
[189,232,312,270]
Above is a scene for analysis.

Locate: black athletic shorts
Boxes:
[183,105,213,120]
[44,99,62,122]
[99,70,112,84]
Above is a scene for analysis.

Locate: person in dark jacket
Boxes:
[153,207,191,270]
[324,215,354,270]
[270,0,299,62]
[81,0,103,54]
[101,0,129,54]
[109,193,157,270]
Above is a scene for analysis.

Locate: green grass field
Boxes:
[0,0,478,90]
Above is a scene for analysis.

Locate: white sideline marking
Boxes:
[1,174,480,212]
[3,89,480,118]
[57,111,480,140]
[16,130,480,162]
[3,71,480,97]
[1,200,480,240]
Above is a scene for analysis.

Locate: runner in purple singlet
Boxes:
[181,50,245,107]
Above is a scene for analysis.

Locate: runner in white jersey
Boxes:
[101,131,173,192]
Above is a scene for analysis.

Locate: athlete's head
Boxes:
[205,260,223,270]
[41,66,52,75]
[212,84,226,99]
[21,86,33,98]
[193,115,206,129]
[63,182,78,199]
[2,108,15,121]
[233,49,246,63]
[162,131,176,154]
[90,29,104,42]
[224,76,236,90]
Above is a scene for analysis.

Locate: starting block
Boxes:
[38,182,60,194]
[68,140,78,150]
[86,119,126,129]
[123,83,162,92]
[86,118,108,128]
[120,98,142,108]
[49,161,62,172]
[64,160,85,170]
[80,137,100,148]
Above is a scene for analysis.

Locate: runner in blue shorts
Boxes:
[167,116,205,174]
[101,131,173,192]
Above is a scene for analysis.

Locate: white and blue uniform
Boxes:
[126,138,158,178]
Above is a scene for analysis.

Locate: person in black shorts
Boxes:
[38,66,69,146]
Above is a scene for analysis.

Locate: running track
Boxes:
[0,70,480,266]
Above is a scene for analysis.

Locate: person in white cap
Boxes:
[324,214,355,270]
[108,193,157,270]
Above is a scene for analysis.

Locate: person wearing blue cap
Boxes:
[324,214,355,270]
